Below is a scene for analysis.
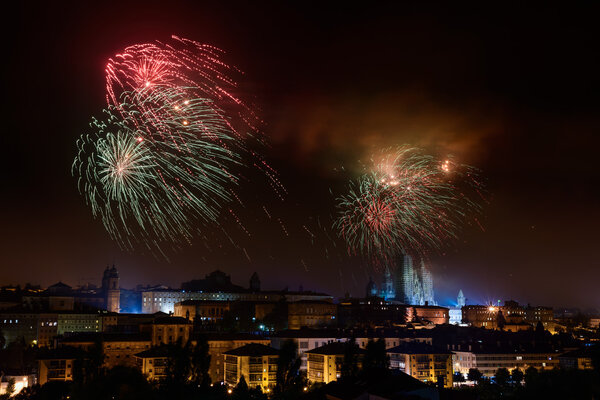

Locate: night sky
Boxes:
[2,2,599,309]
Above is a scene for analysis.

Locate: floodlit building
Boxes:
[198,333,271,384]
[271,329,347,371]
[387,343,453,388]
[449,290,466,325]
[223,343,279,391]
[173,300,231,323]
[453,347,559,377]
[408,305,449,325]
[462,301,554,331]
[142,271,332,314]
[306,342,366,384]
[392,254,436,306]
[37,347,82,385]
[135,346,171,381]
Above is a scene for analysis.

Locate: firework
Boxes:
[73,86,239,252]
[106,35,259,138]
[334,146,484,259]
[106,36,286,198]
[74,37,286,254]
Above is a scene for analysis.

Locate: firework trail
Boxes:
[105,36,286,197]
[73,91,238,251]
[334,146,484,259]
[74,37,286,254]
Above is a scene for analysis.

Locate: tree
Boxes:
[234,374,249,397]
[535,321,545,334]
[361,339,389,381]
[467,368,483,383]
[511,368,524,385]
[190,336,211,388]
[87,340,105,382]
[340,338,360,382]
[497,310,506,330]
[453,372,465,383]
[263,298,288,331]
[164,341,192,387]
[275,339,302,396]
[494,367,510,386]
[524,366,538,386]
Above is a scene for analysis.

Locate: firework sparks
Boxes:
[73,87,239,252]
[75,37,286,254]
[334,146,485,259]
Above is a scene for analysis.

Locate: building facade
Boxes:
[462,301,554,331]
[200,333,271,384]
[306,342,366,384]
[287,301,337,329]
[223,344,279,391]
[139,316,192,346]
[453,349,559,377]
[387,343,453,388]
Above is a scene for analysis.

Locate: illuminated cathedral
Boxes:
[367,254,436,305]
[392,254,436,305]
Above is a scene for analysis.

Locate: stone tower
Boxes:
[393,254,414,303]
[102,265,120,313]
[381,268,395,300]
[420,259,435,305]
[457,290,466,308]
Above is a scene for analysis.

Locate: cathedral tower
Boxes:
[102,265,120,313]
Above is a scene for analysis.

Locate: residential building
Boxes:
[453,347,560,377]
[135,347,170,381]
[223,343,279,391]
[559,347,596,370]
[387,343,453,388]
[139,316,192,345]
[37,347,82,385]
[306,342,366,384]
[198,333,270,384]
[60,332,152,369]
[271,328,347,371]
[271,328,432,371]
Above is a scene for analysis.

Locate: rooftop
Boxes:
[306,341,367,355]
[223,343,280,357]
[135,346,172,358]
[151,316,190,325]
[387,342,451,355]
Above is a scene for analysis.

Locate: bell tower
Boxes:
[102,265,120,312]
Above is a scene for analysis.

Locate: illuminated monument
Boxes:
[392,254,436,305]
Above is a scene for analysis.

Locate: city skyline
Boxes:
[2,2,599,310]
